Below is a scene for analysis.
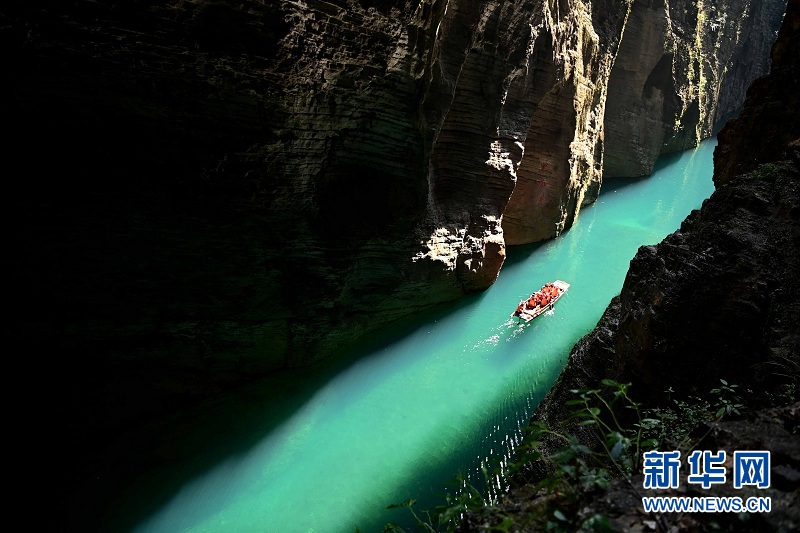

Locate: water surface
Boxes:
[119,139,717,532]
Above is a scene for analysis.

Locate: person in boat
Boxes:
[514,302,524,316]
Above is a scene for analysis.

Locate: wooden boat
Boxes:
[511,280,570,322]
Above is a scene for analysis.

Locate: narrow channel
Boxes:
[108,139,717,532]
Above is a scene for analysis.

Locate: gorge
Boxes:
[3,0,795,530]
[80,139,718,532]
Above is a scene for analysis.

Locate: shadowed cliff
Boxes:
[4,0,782,426]
[603,0,786,178]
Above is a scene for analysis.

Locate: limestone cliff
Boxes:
[493,0,631,245]
[4,0,630,431]
[604,0,786,178]
[549,0,800,406]
[2,0,783,460]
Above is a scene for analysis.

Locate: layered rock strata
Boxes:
[603,0,786,178]
[494,0,631,244]
[551,0,800,404]
[5,0,632,429]
[531,0,799,447]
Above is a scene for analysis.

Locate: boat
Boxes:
[511,280,570,322]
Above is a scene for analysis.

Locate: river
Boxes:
[106,139,717,532]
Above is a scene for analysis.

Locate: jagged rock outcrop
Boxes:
[415,0,638,274]
[504,0,787,242]
[496,0,631,244]
[714,0,800,185]
[603,0,786,178]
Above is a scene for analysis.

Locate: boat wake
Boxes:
[471,319,526,350]
[471,333,501,349]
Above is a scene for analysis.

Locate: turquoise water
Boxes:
[122,140,716,532]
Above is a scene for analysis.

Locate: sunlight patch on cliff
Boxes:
[412,216,505,275]
[412,226,466,269]
[485,140,518,179]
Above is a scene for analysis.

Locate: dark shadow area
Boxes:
[713,110,740,135]
[598,174,651,196]
[87,290,482,532]
[502,240,548,267]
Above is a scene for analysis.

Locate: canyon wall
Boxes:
[4,0,626,429]
[490,0,630,245]
[603,0,786,178]
[3,0,783,436]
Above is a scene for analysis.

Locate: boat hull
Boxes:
[511,280,570,322]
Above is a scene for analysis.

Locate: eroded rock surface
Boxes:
[7,0,779,403]
[531,0,799,459]
[604,0,786,178]
[498,0,630,244]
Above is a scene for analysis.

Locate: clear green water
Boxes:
[126,139,716,532]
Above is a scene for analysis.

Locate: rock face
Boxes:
[4,0,625,429]
[504,0,787,241]
[410,0,631,284]
[480,3,799,528]
[2,0,784,462]
[496,0,629,245]
[714,0,800,186]
[603,0,786,178]
[600,0,800,401]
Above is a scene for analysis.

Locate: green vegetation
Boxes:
[752,162,783,182]
[382,476,492,533]
[385,378,750,532]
